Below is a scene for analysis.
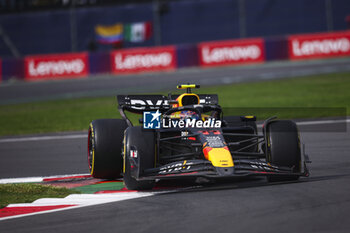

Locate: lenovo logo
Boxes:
[28,59,85,77]
[199,39,265,67]
[24,53,89,80]
[292,38,350,57]
[111,46,177,74]
[115,53,172,70]
[288,31,350,60]
[201,45,261,63]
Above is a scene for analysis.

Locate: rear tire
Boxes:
[88,119,127,179]
[123,127,155,190]
[266,120,301,182]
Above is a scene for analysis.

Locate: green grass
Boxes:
[0,72,349,136]
[0,183,80,208]
[197,73,350,108]
[72,181,125,194]
[0,96,121,136]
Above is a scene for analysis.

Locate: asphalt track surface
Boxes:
[1,59,350,232]
[0,121,350,233]
[1,57,350,105]
[0,131,89,178]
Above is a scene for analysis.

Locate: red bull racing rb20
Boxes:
[88,84,310,190]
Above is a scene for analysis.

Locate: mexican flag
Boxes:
[124,22,152,43]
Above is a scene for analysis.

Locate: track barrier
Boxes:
[0,30,350,82]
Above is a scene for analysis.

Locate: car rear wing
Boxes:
[117,94,218,113]
[117,94,218,126]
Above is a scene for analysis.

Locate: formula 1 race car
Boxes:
[88,84,309,190]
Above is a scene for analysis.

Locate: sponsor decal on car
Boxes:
[158,161,193,174]
[130,150,138,158]
[130,99,166,110]
[126,97,216,111]
[205,136,225,148]
[250,161,279,171]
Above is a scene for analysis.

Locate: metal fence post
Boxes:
[70,0,77,52]
[238,0,247,38]
[153,0,162,46]
[0,24,21,58]
[325,0,334,31]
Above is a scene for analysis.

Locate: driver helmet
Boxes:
[170,93,200,120]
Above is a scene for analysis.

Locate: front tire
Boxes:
[123,127,155,190]
[266,120,301,181]
[88,119,127,179]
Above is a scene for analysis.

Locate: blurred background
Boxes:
[0,0,349,57]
